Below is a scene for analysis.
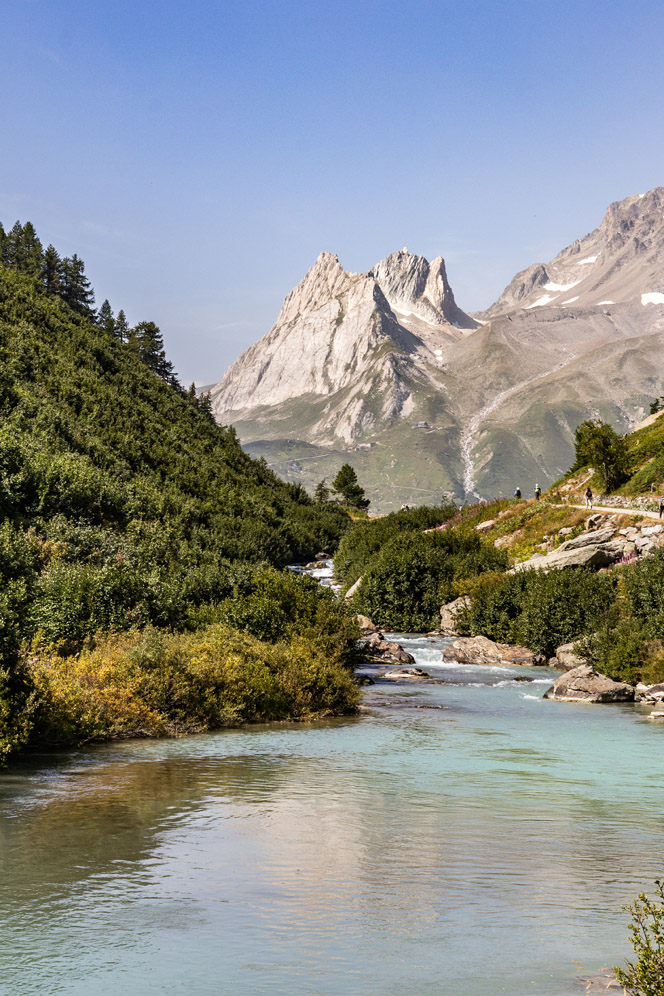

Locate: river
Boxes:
[1,587,663,994]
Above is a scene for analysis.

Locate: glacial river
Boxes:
[1,630,664,995]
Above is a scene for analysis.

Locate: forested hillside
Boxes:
[0,223,357,760]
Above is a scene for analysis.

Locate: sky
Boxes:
[2,0,664,385]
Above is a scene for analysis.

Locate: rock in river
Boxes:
[383,667,431,680]
[543,665,634,703]
[443,635,544,667]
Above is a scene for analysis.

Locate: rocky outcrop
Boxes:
[443,635,544,667]
[439,596,470,636]
[359,631,415,665]
[513,516,664,573]
[356,614,378,634]
[543,665,634,702]
[635,682,664,703]
[344,577,363,600]
[552,642,588,671]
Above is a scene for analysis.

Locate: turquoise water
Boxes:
[1,634,663,996]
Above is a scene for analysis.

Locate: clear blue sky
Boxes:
[2,0,663,384]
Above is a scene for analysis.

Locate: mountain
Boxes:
[207,189,664,509]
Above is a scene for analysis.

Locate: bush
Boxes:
[614,880,664,996]
[27,623,360,745]
[462,568,617,656]
[350,529,509,632]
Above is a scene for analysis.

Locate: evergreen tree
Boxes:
[5,221,44,277]
[314,479,330,504]
[573,419,629,491]
[42,245,62,296]
[114,309,130,344]
[59,254,95,317]
[128,320,178,385]
[96,299,116,337]
[332,464,370,509]
[0,222,6,265]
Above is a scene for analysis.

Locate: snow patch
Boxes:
[544,280,581,293]
[561,296,579,304]
[577,255,598,265]
[434,348,443,356]
[527,294,557,309]
[598,300,614,305]
[641,293,664,306]
[392,305,441,328]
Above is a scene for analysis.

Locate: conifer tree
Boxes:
[314,479,330,504]
[331,464,370,509]
[0,222,6,265]
[42,245,62,296]
[96,300,116,337]
[5,221,44,276]
[114,309,130,344]
[59,254,95,317]
[128,321,178,385]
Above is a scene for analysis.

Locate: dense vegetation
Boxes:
[0,222,357,761]
[336,503,509,631]
[614,880,664,996]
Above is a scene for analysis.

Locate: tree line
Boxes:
[0,219,178,388]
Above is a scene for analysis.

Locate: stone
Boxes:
[619,527,638,537]
[510,543,619,573]
[554,642,588,671]
[439,595,470,636]
[648,709,664,721]
[344,576,362,599]
[558,526,574,535]
[476,519,495,533]
[354,674,375,685]
[359,633,416,665]
[315,551,330,560]
[586,513,605,530]
[383,667,431,679]
[635,682,664,703]
[493,535,512,548]
[561,526,616,550]
[641,524,663,536]
[443,635,544,667]
[635,535,654,553]
[543,665,634,702]
[356,614,378,634]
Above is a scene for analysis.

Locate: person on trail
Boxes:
[585,486,593,509]
[514,487,521,499]
[534,484,541,501]
[659,496,664,519]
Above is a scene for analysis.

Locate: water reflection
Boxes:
[1,637,664,996]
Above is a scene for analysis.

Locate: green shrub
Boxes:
[614,880,664,996]
[463,568,617,656]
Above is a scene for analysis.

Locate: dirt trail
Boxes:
[556,502,662,520]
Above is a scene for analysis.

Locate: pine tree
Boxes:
[96,300,116,337]
[5,221,44,276]
[128,320,178,385]
[0,222,6,265]
[59,254,95,317]
[331,464,369,509]
[42,245,62,296]
[114,309,130,344]
[314,479,330,504]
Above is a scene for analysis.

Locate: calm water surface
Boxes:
[1,633,663,996]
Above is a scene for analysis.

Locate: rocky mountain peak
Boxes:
[369,250,478,330]
[276,251,353,326]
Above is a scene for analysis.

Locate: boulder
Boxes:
[511,543,619,573]
[586,513,605,530]
[439,595,470,635]
[635,535,655,553]
[383,667,431,680]
[315,551,330,560]
[493,535,512,548]
[635,682,664,703]
[558,526,574,536]
[476,519,495,533]
[356,614,378,634]
[543,665,634,702]
[641,524,663,537]
[619,527,638,537]
[443,635,544,667]
[561,526,616,550]
[554,642,588,671]
[359,632,416,665]
[648,709,664,721]
[344,576,362,599]
[354,673,375,685]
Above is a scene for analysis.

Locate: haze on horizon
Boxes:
[2,0,663,385]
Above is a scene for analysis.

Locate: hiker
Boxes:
[513,487,521,499]
[534,484,541,502]
[659,496,664,519]
[585,486,593,509]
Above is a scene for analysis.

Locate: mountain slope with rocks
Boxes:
[207,189,664,508]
